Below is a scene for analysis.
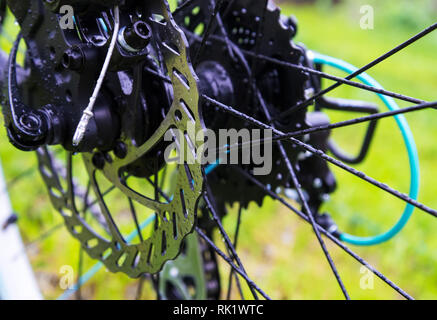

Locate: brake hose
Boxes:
[311,51,420,246]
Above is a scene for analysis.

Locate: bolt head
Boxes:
[92,152,106,169]
[62,47,84,71]
[122,21,152,51]
[114,142,128,159]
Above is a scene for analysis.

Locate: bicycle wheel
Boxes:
[0,0,436,300]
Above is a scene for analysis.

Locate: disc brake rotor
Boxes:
[32,0,206,277]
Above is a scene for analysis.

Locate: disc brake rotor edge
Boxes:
[36,0,206,277]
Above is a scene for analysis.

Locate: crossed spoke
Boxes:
[226,204,244,300]
[185,29,428,107]
[7,0,437,301]
[233,166,413,300]
[198,6,350,296]
[277,21,437,118]
[203,94,437,219]
[204,191,260,300]
[176,0,437,300]
[205,95,437,155]
[196,227,271,300]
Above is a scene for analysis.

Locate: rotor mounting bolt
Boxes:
[114,141,127,159]
[62,47,84,71]
[103,152,113,164]
[92,152,106,170]
[118,21,152,52]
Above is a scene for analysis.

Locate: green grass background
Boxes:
[1,0,437,299]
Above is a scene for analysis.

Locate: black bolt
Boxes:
[92,152,106,169]
[123,21,152,51]
[114,141,128,159]
[19,114,41,132]
[103,152,113,164]
[62,47,84,71]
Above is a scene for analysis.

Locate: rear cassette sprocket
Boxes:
[176,0,309,208]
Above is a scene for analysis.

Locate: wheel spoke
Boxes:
[173,0,197,16]
[196,227,271,300]
[234,166,413,300]
[208,98,437,155]
[6,166,36,190]
[279,142,350,299]
[128,197,144,243]
[76,236,85,300]
[226,204,244,300]
[203,94,437,218]
[278,22,437,118]
[247,52,426,107]
[193,0,225,66]
[251,62,350,298]
[6,0,434,301]
[211,16,352,296]
[135,276,146,300]
[24,223,64,249]
[291,137,437,217]
[186,30,427,106]
[204,190,260,300]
